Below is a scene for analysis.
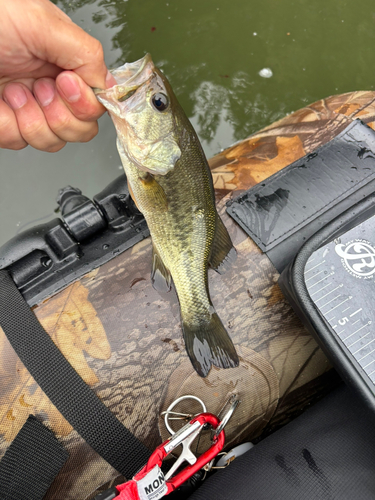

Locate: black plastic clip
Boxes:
[0,174,149,306]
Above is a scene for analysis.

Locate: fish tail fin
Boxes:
[183,313,239,377]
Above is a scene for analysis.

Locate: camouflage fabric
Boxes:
[1,91,374,500]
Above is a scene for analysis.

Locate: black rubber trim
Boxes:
[278,192,375,414]
[0,415,69,500]
[0,269,150,478]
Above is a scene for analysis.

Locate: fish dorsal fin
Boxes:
[151,245,172,292]
[208,215,237,275]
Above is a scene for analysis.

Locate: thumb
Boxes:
[28,0,114,89]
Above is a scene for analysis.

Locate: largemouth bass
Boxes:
[96,54,239,377]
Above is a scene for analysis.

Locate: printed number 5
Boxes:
[338,317,349,326]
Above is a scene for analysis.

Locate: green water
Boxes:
[1,0,375,246]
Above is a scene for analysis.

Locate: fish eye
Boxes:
[151,93,169,112]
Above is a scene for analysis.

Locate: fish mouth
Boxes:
[111,53,153,86]
[95,54,181,176]
[94,54,154,97]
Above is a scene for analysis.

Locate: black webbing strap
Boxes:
[0,270,150,479]
[0,415,68,500]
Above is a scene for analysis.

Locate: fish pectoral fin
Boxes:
[139,173,168,212]
[151,246,172,292]
[208,214,237,275]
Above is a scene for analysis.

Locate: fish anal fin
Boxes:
[151,246,172,293]
[209,215,237,275]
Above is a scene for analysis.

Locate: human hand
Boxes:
[0,0,116,152]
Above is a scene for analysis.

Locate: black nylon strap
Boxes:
[0,270,150,478]
[0,415,68,500]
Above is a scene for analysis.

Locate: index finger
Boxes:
[55,71,105,122]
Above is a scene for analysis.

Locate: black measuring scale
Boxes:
[305,221,375,381]
[227,119,375,411]
[278,193,375,411]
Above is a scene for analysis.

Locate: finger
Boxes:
[0,78,35,98]
[0,99,27,150]
[0,63,62,90]
[3,83,66,152]
[33,78,99,143]
[56,71,106,122]
[27,2,110,89]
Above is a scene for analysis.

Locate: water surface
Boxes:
[1,0,375,246]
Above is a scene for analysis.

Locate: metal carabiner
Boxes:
[137,412,225,494]
[202,396,240,475]
[213,396,240,440]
